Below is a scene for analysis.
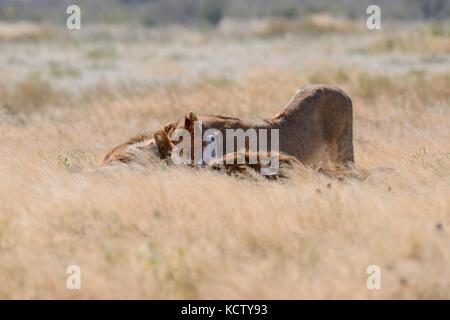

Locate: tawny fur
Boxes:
[102,129,172,166]
[165,84,354,168]
[207,151,307,180]
[102,128,305,179]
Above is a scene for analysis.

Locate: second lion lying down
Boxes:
[102,128,305,180]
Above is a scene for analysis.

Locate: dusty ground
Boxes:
[0,18,449,299]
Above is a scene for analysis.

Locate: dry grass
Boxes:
[0,71,65,114]
[0,20,449,299]
[0,22,56,42]
[365,33,450,55]
[219,13,363,38]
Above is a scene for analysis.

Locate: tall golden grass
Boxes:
[0,20,449,299]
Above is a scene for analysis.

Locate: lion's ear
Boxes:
[184,111,198,132]
[153,129,172,158]
[164,123,175,135]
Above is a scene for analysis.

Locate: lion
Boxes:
[102,127,306,180]
[102,128,172,167]
[207,151,308,180]
[164,84,354,168]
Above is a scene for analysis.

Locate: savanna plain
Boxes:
[0,16,449,298]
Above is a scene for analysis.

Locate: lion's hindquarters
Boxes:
[320,90,354,168]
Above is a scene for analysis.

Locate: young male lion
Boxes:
[102,128,172,167]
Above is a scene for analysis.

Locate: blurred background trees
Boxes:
[0,0,449,25]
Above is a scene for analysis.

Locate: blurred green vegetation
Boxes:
[0,0,448,26]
